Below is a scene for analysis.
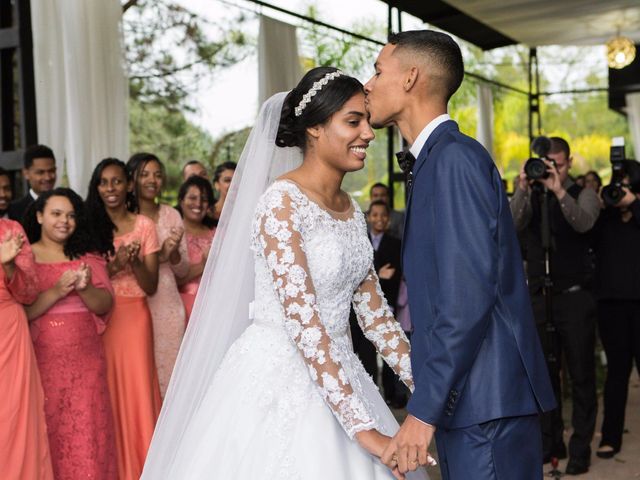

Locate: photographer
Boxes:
[510,136,600,475]
[591,164,640,460]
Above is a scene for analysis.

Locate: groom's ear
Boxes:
[403,66,419,92]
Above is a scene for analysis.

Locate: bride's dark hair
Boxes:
[276,66,363,150]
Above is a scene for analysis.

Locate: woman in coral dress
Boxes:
[176,175,216,320]
[87,158,161,480]
[24,188,117,480]
[127,153,189,397]
[0,218,53,480]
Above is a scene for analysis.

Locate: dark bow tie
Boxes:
[395,150,416,175]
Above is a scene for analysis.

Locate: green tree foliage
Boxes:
[122,0,252,195]
[129,99,214,201]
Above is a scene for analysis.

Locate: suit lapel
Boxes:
[401,120,459,258]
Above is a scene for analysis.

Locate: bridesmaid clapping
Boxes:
[0,218,54,480]
[23,188,117,480]
[86,158,161,480]
[127,152,189,398]
[176,176,216,320]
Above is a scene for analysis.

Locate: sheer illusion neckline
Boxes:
[277,179,356,222]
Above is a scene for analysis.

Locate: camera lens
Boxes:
[602,184,623,206]
[525,158,548,180]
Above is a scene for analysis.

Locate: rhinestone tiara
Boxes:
[294,71,343,117]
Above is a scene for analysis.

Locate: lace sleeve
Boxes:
[256,189,378,438]
[353,265,414,391]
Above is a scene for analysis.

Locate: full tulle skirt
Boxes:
[160,321,428,480]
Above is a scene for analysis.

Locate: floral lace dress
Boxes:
[166,181,427,480]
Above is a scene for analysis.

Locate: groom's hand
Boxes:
[382,415,436,475]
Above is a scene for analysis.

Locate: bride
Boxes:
[142,67,430,479]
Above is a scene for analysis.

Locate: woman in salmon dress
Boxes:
[176,176,216,320]
[23,188,117,480]
[87,158,161,480]
[127,153,189,397]
[0,218,53,480]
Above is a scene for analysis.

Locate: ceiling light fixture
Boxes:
[606,35,636,69]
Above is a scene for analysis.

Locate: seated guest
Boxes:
[212,161,236,224]
[369,182,405,239]
[128,152,189,398]
[86,158,161,480]
[8,145,57,222]
[0,167,12,218]
[182,160,209,181]
[23,188,117,479]
[176,176,216,320]
[0,217,54,479]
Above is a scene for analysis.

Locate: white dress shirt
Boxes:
[409,113,451,160]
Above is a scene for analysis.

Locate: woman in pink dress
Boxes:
[0,218,53,480]
[23,188,117,480]
[176,176,216,320]
[127,153,189,397]
[86,158,161,480]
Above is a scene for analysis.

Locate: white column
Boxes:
[258,15,301,106]
[476,82,494,158]
[626,92,640,159]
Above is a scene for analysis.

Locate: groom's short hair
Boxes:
[388,30,464,103]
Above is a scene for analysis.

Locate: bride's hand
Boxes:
[355,429,392,458]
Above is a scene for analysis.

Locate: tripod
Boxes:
[535,184,564,477]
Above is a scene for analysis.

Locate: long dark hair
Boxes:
[23,187,110,259]
[176,175,216,229]
[85,158,134,256]
[276,66,364,152]
[127,152,166,211]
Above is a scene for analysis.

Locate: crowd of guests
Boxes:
[0,145,234,480]
[2,136,639,479]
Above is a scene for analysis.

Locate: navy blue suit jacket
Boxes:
[402,120,556,429]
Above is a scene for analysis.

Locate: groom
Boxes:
[364,31,556,479]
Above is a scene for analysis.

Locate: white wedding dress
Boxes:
[163,180,427,479]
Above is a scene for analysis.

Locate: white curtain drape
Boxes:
[258,15,301,106]
[31,0,129,195]
[626,92,640,159]
[476,82,494,158]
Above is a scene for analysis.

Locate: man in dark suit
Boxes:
[365,30,556,479]
[8,144,57,222]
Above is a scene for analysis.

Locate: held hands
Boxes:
[356,429,404,479]
[0,231,24,265]
[381,415,437,478]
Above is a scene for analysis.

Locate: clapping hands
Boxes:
[161,227,184,262]
[0,230,24,265]
[111,240,142,273]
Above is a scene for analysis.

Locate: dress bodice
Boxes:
[250,180,413,438]
[251,181,371,338]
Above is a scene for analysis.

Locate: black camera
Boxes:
[525,136,555,180]
[601,138,640,206]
